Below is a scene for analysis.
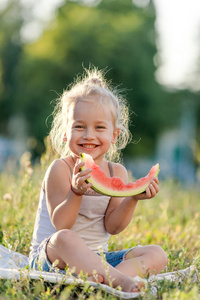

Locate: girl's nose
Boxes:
[83,128,94,139]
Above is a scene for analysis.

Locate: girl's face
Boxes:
[65,96,119,165]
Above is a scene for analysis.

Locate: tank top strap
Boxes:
[61,158,73,177]
[108,161,114,177]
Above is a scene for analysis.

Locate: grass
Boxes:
[0,150,199,299]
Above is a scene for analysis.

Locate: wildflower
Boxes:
[3,193,12,201]
[20,151,33,176]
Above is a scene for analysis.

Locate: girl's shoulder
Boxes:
[45,157,73,182]
[45,158,61,172]
[48,156,73,170]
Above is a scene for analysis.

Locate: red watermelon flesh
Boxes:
[80,153,160,197]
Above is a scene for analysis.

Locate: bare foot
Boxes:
[132,281,145,292]
[114,276,146,293]
[87,274,144,292]
[87,274,104,283]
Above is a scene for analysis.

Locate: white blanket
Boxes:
[0,245,198,299]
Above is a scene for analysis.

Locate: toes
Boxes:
[97,274,104,283]
[87,274,104,283]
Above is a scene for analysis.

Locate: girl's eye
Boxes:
[74,125,84,129]
[96,126,105,129]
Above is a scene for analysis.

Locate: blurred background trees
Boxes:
[0,0,199,181]
[0,1,23,133]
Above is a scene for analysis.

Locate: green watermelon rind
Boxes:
[80,153,160,197]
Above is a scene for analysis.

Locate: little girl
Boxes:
[29,68,167,292]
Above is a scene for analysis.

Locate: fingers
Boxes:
[76,172,91,186]
[74,161,92,176]
[73,161,84,175]
[134,177,159,200]
[71,161,93,195]
[145,177,159,198]
[71,178,92,195]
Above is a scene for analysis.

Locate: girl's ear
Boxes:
[62,132,67,142]
[111,127,120,144]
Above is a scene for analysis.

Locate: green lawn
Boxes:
[0,153,199,299]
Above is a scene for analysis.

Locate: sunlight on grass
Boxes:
[0,152,199,299]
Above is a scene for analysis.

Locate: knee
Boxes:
[151,245,168,268]
[51,229,79,248]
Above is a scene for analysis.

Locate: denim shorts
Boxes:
[29,237,134,274]
[29,237,66,274]
[100,249,133,267]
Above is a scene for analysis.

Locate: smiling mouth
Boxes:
[80,144,98,149]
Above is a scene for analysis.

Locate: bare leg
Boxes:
[46,229,144,292]
[116,245,168,278]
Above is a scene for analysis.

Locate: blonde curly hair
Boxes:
[50,67,132,162]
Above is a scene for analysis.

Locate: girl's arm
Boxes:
[104,164,159,235]
[45,159,92,231]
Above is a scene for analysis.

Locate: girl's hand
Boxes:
[133,177,159,201]
[71,161,92,195]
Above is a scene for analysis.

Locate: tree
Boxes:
[13,0,169,157]
[0,0,23,134]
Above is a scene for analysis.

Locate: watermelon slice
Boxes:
[80,153,160,197]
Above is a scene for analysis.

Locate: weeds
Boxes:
[0,152,200,299]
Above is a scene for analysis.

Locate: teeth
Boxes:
[82,144,96,149]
